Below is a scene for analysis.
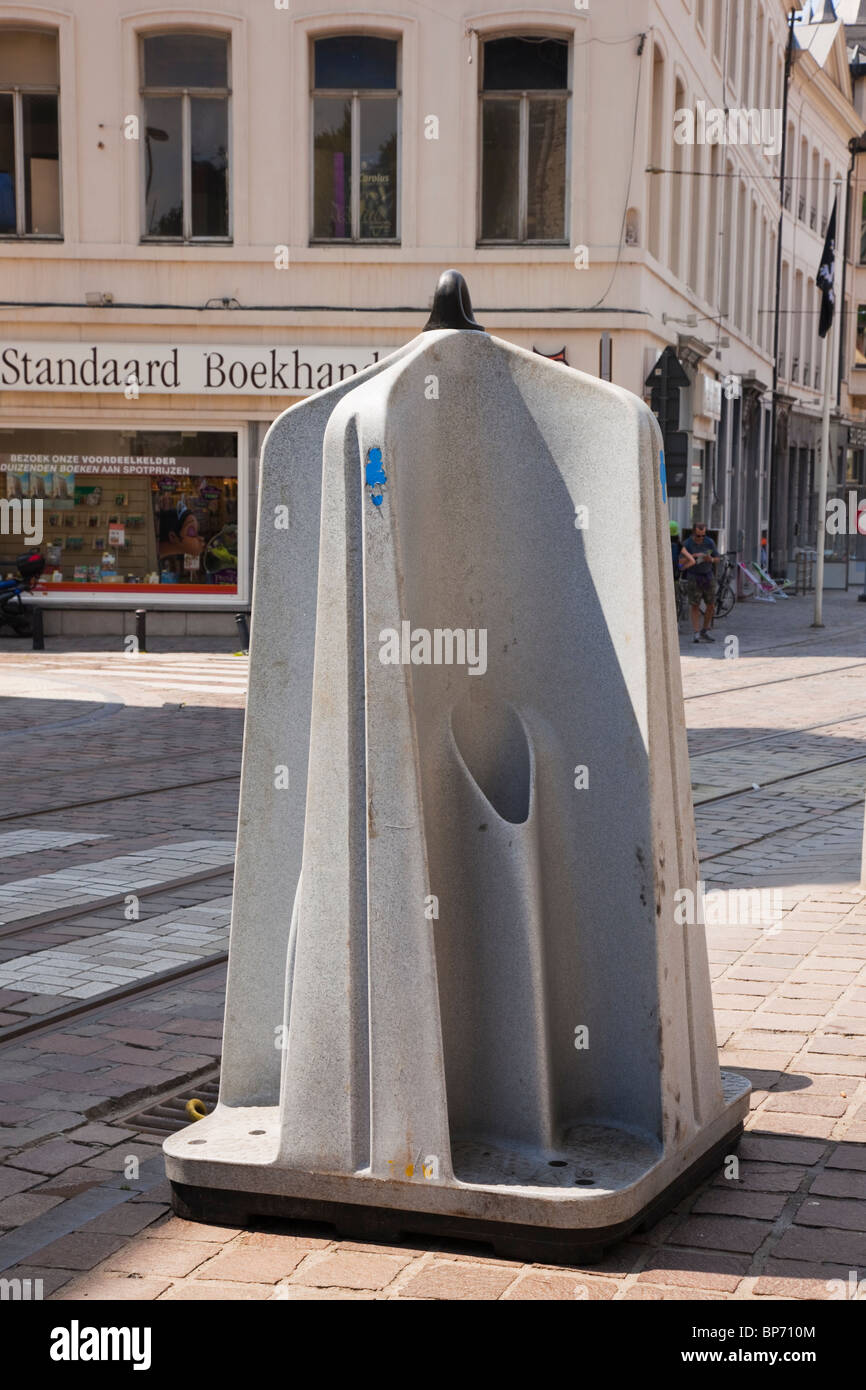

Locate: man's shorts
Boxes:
[686,572,714,607]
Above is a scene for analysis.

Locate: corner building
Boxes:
[0,2,860,631]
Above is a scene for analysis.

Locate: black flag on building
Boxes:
[817,196,837,339]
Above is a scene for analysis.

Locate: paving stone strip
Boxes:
[0,832,110,861]
[0,840,234,928]
[59,659,250,698]
[0,899,231,999]
[0,869,235,973]
[0,833,230,896]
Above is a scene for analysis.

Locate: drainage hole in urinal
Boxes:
[574,1179,595,1187]
[548,1160,567,1168]
[249,1129,266,1135]
[188,1139,206,1145]
[451,695,531,825]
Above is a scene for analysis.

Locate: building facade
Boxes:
[0,0,862,633]
[840,0,866,585]
[771,4,862,587]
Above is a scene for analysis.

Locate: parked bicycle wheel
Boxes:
[715,581,736,619]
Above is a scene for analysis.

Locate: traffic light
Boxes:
[645,346,690,498]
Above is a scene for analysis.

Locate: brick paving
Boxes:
[0,831,110,860]
[0,840,233,929]
[0,897,231,999]
[0,870,234,976]
[0,966,224,1151]
[1,598,866,1298]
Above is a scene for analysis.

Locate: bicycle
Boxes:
[714,554,736,620]
[675,575,689,623]
[675,553,735,627]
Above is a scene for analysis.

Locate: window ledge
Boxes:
[140,239,233,246]
[476,241,569,249]
[309,240,401,247]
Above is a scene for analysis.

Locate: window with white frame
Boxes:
[141,31,230,242]
[478,35,569,245]
[311,35,399,242]
[0,27,61,238]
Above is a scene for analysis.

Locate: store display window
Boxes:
[0,428,239,592]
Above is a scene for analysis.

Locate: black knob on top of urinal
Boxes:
[423,270,485,333]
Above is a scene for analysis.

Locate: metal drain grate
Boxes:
[123,1074,220,1137]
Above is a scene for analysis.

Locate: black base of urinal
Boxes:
[170,1124,744,1267]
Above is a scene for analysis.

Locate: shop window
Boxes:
[141,32,230,241]
[0,28,61,237]
[311,35,399,242]
[479,35,568,244]
[1,430,238,592]
[856,306,866,369]
[860,192,866,265]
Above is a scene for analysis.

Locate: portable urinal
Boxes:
[165,271,750,1262]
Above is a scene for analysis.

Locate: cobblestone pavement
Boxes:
[0,895,231,1000]
[0,841,233,930]
[1,598,866,1299]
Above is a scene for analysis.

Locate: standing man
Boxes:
[679,522,719,643]
[670,521,682,582]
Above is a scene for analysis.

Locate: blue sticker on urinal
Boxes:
[365,447,387,507]
[659,449,667,503]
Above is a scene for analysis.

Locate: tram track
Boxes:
[0,772,240,825]
[0,744,859,1045]
[692,748,866,806]
[699,790,865,864]
[1,630,864,1058]
[688,706,866,756]
[683,656,866,702]
[0,861,234,942]
[0,953,227,1047]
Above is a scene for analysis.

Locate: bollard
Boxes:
[135,609,147,653]
[165,270,750,1263]
[234,612,250,652]
[31,606,44,651]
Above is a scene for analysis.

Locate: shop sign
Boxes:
[0,343,400,395]
[700,375,722,420]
